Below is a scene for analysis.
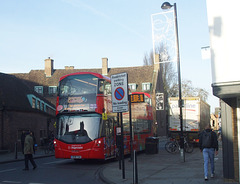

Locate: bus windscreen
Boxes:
[56,113,101,144]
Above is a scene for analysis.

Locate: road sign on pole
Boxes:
[111,73,129,113]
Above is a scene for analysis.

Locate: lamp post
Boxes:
[161,2,185,162]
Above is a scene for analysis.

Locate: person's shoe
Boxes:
[23,168,29,171]
[211,173,214,178]
[33,166,37,170]
[205,176,208,181]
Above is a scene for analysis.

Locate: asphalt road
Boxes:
[0,156,106,184]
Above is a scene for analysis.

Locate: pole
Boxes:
[129,95,133,161]
[1,106,4,150]
[117,113,121,170]
[120,112,125,179]
[15,142,18,159]
[173,3,185,162]
[133,150,138,184]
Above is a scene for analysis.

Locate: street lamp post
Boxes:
[161,2,185,162]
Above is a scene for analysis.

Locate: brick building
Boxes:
[0,73,55,152]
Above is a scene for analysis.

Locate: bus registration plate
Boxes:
[71,156,82,159]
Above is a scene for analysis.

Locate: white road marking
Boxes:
[2,181,21,183]
[43,160,67,165]
[0,168,17,173]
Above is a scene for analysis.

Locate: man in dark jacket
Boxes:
[199,124,218,181]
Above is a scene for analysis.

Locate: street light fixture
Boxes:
[161,2,173,9]
[161,2,185,162]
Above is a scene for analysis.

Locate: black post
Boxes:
[173,3,185,162]
[129,95,133,161]
[117,113,121,170]
[120,112,125,179]
[1,106,4,150]
[133,150,138,184]
[15,142,18,159]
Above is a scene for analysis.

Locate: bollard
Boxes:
[15,142,18,159]
[133,150,138,184]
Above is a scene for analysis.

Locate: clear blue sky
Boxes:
[0,0,219,112]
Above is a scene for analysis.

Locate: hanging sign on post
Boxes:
[111,73,129,113]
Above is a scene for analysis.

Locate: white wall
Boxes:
[206,0,240,85]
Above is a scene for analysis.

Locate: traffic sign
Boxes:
[115,87,125,101]
[111,73,129,112]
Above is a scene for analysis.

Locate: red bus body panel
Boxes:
[55,138,106,159]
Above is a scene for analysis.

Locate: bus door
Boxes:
[105,119,115,158]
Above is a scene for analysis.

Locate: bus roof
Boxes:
[59,72,110,82]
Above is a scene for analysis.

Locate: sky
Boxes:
[0,0,219,112]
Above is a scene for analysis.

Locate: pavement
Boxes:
[99,138,236,184]
[0,147,54,164]
[0,138,237,184]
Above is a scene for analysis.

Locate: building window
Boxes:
[40,102,43,111]
[142,83,151,91]
[40,129,47,145]
[128,83,137,92]
[32,98,36,108]
[37,100,40,109]
[49,86,57,94]
[34,86,43,94]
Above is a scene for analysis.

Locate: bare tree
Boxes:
[193,87,209,102]
[143,51,154,66]
[143,47,177,95]
[143,52,149,66]
[143,49,209,102]
[168,79,209,102]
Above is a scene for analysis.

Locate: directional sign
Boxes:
[111,73,129,113]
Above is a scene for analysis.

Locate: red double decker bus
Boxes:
[54,72,153,160]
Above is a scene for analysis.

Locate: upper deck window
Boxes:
[59,74,98,96]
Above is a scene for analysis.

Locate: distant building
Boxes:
[11,56,167,138]
[210,113,219,131]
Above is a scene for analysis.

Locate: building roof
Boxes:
[0,73,54,111]
[13,65,154,92]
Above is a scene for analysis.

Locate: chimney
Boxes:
[102,58,108,75]
[154,54,160,72]
[45,57,54,77]
[65,66,75,70]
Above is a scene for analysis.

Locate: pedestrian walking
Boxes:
[199,124,218,181]
[23,131,37,171]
